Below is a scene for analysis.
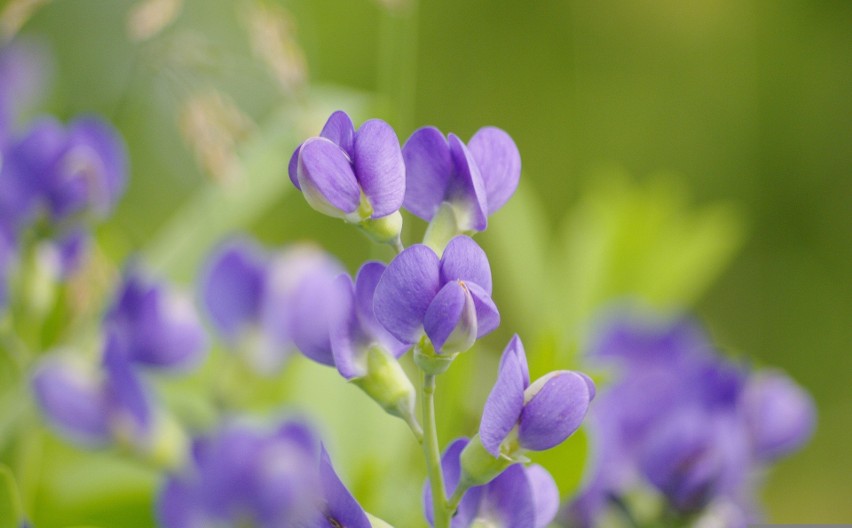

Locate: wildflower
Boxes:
[424,438,559,528]
[106,266,208,372]
[373,235,499,356]
[158,419,373,528]
[478,335,594,457]
[288,111,405,242]
[402,125,519,233]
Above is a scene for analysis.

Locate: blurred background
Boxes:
[2,0,850,525]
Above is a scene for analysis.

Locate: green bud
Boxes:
[459,433,524,488]
[352,346,419,432]
[413,337,457,376]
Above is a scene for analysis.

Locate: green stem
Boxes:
[446,481,471,516]
[421,373,450,528]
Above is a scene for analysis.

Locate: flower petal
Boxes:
[297,137,360,217]
[354,261,407,357]
[102,333,152,436]
[467,127,520,214]
[423,281,477,354]
[742,371,815,461]
[373,245,441,344]
[353,119,405,218]
[518,371,592,451]
[445,134,488,231]
[439,235,492,293]
[423,438,482,527]
[466,282,500,338]
[201,238,267,342]
[31,357,110,445]
[480,336,528,456]
[319,446,371,528]
[320,110,356,156]
[287,143,303,189]
[525,465,560,528]
[66,115,128,215]
[402,126,452,221]
[478,464,535,528]
[330,274,363,379]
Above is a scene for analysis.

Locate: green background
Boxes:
[3,0,850,525]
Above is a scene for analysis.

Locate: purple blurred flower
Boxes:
[106,267,208,372]
[158,419,371,528]
[424,438,559,528]
[566,312,816,526]
[373,235,499,354]
[201,238,344,371]
[330,261,407,379]
[288,111,405,222]
[741,370,815,461]
[479,335,594,456]
[32,333,155,448]
[402,126,520,232]
[0,116,127,228]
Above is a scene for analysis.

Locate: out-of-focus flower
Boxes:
[741,370,815,461]
[200,238,344,372]
[478,335,594,457]
[424,438,559,528]
[402,125,520,233]
[565,312,816,527]
[158,419,372,528]
[32,334,154,448]
[106,266,208,372]
[0,39,47,143]
[0,226,15,312]
[0,116,127,228]
[373,235,499,355]
[288,111,405,228]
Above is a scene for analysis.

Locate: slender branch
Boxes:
[421,373,450,528]
[446,481,471,516]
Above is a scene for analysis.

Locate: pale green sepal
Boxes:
[366,512,396,527]
[412,337,457,376]
[358,210,403,246]
[458,433,525,488]
[423,202,461,257]
[351,346,420,435]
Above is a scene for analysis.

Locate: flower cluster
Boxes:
[34,268,207,460]
[0,41,127,314]
[566,313,815,527]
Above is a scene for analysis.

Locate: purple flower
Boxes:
[106,267,208,372]
[479,335,594,456]
[32,333,154,448]
[638,408,750,514]
[0,116,127,228]
[158,419,371,528]
[288,111,405,223]
[0,39,47,144]
[201,238,345,371]
[373,235,499,354]
[402,126,520,232]
[330,261,407,379]
[741,371,815,461]
[424,438,559,528]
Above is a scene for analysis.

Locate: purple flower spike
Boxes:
[289,111,405,222]
[424,438,559,528]
[330,261,407,379]
[480,335,594,456]
[742,371,815,461]
[402,125,520,232]
[374,235,499,354]
[106,267,208,372]
[31,357,110,446]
